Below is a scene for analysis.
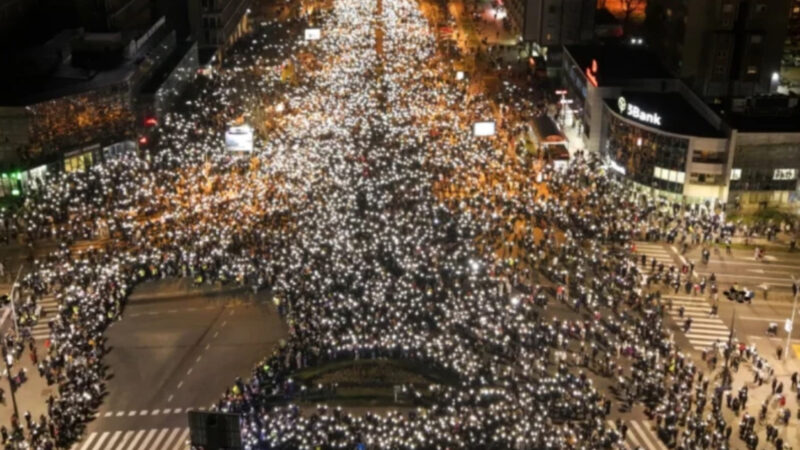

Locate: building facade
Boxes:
[506,0,595,47]
[0,19,181,165]
[561,44,677,152]
[188,0,250,62]
[645,0,792,99]
[602,91,731,202]
[726,98,800,211]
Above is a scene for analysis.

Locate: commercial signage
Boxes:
[225,125,254,152]
[304,28,321,40]
[773,168,797,181]
[473,121,496,137]
[618,96,662,127]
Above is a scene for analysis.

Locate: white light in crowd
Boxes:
[305,28,322,41]
[772,72,780,82]
[510,296,520,307]
[491,8,507,20]
[456,71,465,81]
[473,121,496,137]
[469,259,480,272]
[275,102,286,113]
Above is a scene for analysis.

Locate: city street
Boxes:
[0,0,798,449]
[0,279,285,450]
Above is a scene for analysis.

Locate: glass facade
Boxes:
[604,112,688,194]
[729,168,798,191]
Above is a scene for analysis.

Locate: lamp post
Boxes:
[784,277,799,361]
[9,266,23,337]
[1,342,19,420]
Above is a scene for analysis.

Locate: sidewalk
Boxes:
[721,334,800,448]
[0,341,54,429]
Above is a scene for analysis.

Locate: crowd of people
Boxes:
[0,0,794,449]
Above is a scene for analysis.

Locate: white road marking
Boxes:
[88,431,110,450]
[136,428,159,450]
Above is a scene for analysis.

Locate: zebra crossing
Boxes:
[77,427,189,450]
[607,420,667,450]
[31,295,58,341]
[666,294,731,350]
[633,242,678,268]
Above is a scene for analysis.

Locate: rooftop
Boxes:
[605,91,725,138]
[564,44,673,86]
[718,96,800,133]
[0,19,169,106]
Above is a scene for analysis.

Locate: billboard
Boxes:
[305,28,321,41]
[225,125,254,152]
[473,121,496,137]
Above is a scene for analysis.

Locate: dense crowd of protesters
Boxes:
[0,0,795,449]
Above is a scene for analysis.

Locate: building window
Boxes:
[722,3,734,13]
[750,35,762,44]
[746,65,758,75]
[755,2,766,12]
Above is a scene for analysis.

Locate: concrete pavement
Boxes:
[0,278,287,450]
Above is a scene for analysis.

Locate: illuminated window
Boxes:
[746,66,758,75]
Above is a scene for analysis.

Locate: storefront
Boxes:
[64,145,99,173]
[728,130,800,211]
[561,44,676,152]
[601,91,731,202]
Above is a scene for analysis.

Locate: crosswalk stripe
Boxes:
[669,306,711,313]
[124,430,146,450]
[625,425,643,448]
[160,428,183,449]
[79,433,98,450]
[136,429,159,450]
[690,338,726,345]
[105,431,123,449]
[687,322,730,330]
[147,428,170,450]
[675,316,727,324]
[688,330,730,339]
[172,429,190,450]
[89,432,110,450]
[116,431,134,450]
[630,420,666,450]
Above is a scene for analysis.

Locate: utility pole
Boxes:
[8,265,23,337]
[722,308,735,387]
[785,277,799,361]
[2,342,19,420]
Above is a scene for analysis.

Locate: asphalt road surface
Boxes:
[635,241,800,358]
[72,279,287,450]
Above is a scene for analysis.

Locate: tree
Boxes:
[620,0,645,26]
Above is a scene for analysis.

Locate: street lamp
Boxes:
[784,276,799,361]
[1,342,19,420]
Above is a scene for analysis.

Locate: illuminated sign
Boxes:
[773,168,797,180]
[730,168,742,180]
[304,28,321,40]
[473,121,496,137]
[225,125,254,152]
[618,96,662,127]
